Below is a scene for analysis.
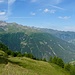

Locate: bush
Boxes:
[57,58,64,68]
[64,63,71,71]
[49,56,52,62]
[23,53,34,59]
[42,58,46,62]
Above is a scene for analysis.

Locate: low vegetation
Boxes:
[0,42,75,75]
[49,56,75,75]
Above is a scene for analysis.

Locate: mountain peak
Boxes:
[0,21,7,26]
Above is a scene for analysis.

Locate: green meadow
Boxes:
[0,56,70,75]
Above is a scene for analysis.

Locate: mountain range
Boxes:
[0,21,75,62]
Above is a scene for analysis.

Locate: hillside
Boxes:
[0,42,73,75]
[0,43,70,75]
[0,55,70,75]
[0,21,75,62]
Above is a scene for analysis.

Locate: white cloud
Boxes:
[50,10,56,13]
[0,0,8,20]
[50,5,64,10]
[0,11,7,20]
[7,0,16,17]
[58,16,71,20]
[44,8,56,13]
[30,12,36,16]
[0,11,6,15]
[44,9,49,13]
[0,0,16,20]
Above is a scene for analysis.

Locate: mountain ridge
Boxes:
[0,21,75,62]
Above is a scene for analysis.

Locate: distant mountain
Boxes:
[0,21,75,62]
[39,28,75,45]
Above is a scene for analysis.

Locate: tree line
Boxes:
[49,56,75,75]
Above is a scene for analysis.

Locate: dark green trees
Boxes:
[64,63,71,71]
[49,56,64,68]
[0,43,8,52]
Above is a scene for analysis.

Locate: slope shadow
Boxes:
[0,57,8,64]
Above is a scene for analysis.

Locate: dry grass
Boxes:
[0,57,70,75]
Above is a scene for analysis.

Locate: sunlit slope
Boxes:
[0,57,70,75]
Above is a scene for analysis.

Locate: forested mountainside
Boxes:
[0,21,75,62]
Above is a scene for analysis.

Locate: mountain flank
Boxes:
[0,21,75,62]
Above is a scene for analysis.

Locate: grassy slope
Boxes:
[0,57,70,75]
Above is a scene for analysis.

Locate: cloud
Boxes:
[0,11,6,15]
[0,0,16,20]
[50,10,56,13]
[0,10,8,20]
[0,0,8,20]
[44,8,56,13]
[58,16,71,20]
[44,9,49,13]
[30,12,36,16]
[7,0,16,16]
[50,5,64,10]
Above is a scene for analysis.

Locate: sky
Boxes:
[0,0,75,31]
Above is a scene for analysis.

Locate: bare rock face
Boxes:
[0,21,7,27]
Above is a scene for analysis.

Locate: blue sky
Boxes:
[0,0,75,31]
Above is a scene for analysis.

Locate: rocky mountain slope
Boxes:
[0,21,75,62]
